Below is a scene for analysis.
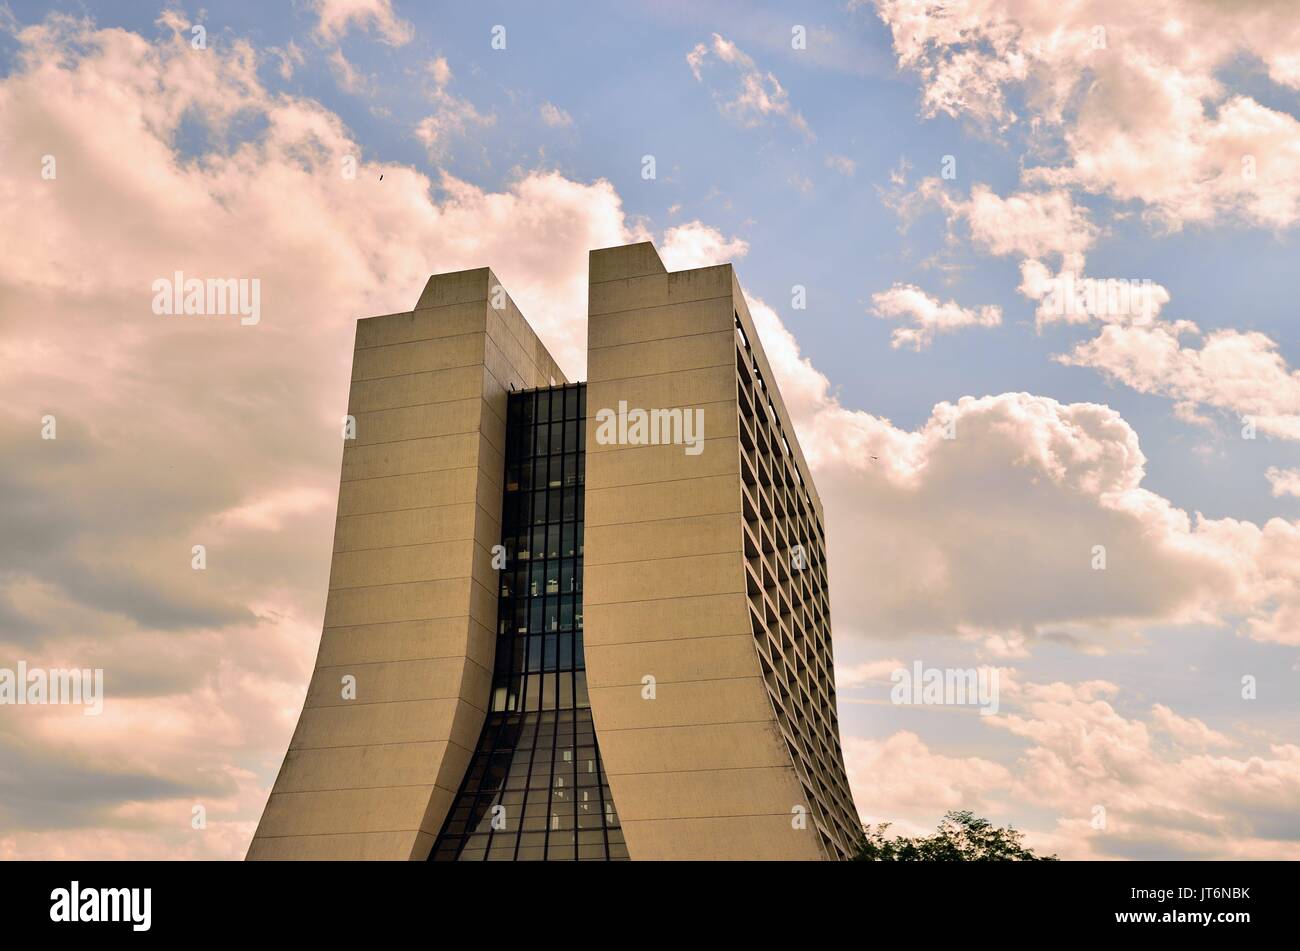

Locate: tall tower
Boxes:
[249,243,860,860]
[581,243,859,859]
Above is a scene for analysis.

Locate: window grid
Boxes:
[431,384,627,861]
[734,315,860,859]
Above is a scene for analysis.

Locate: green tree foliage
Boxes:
[852,810,1058,861]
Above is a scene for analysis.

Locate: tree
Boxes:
[852,810,1058,861]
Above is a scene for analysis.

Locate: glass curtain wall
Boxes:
[430,384,627,861]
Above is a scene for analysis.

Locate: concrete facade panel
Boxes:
[346,364,484,414]
[596,720,791,775]
[584,474,740,526]
[620,815,821,861]
[584,512,739,566]
[257,786,440,838]
[350,331,486,382]
[246,830,431,861]
[583,593,751,646]
[271,741,466,794]
[332,502,477,552]
[302,656,491,709]
[588,296,734,350]
[587,677,774,731]
[585,551,744,606]
[584,633,759,688]
[349,398,482,447]
[584,329,733,383]
[584,363,735,412]
[340,431,481,483]
[315,617,493,672]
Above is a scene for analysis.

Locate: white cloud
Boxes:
[207,486,335,534]
[0,11,663,857]
[870,0,1300,230]
[687,33,814,141]
[787,172,813,194]
[271,41,304,81]
[539,102,573,128]
[327,46,370,95]
[1150,703,1234,750]
[1267,467,1300,498]
[733,293,1300,650]
[414,56,496,160]
[426,54,452,89]
[921,181,1099,269]
[871,283,1002,350]
[312,0,412,46]
[844,731,1013,835]
[989,677,1300,859]
[1018,260,1171,330]
[5,7,1298,865]
[1057,321,1300,441]
[658,220,749,271]
[825,153,856,177]
[847,678,1300,859]
[835,657,907,688]
[896,177,1298,441]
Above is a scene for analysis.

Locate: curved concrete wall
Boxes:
[583,243,860,860]
[248,268,565,859]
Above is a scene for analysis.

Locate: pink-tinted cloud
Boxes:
[845,677,1300,859]
[0,11,654,858]
[736,293,1300,650]
[871,0,1300,229]
[871,283,1002,350]
[687,32,814,141]
[414,56,497,159]
[311,0,412,46]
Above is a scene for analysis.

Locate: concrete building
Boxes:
[248,243,861,861]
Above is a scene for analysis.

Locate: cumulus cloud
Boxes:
[1150,703,1234,750]
[1057,321,1300,441]
[893,176,1297,440]
[871,283,1002,350]
[991,677,1300,859]
[658,220,749,271]
[869,0,1300,229]
[845,678,1300,859]
[663,222,1300,652]
[844,731,1014,836]
[729,291,1300,650]
[906,180,1098,269]
[0,11,663,857]
[1018,260,1171,330]
[687,32,814,141]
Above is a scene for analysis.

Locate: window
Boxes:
[430,385,624,862]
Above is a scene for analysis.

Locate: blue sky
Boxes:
[2,0,1299,858]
